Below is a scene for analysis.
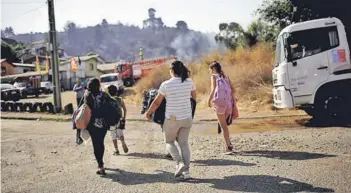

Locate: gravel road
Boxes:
[1,120,350,193]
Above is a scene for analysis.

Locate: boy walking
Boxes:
[107,85,128,155]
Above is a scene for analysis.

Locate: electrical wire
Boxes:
[1,3,47,22]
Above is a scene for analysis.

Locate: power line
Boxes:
[2,3,47,22]
[1,1,44,4]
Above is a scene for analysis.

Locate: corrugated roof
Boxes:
[61,54,101,64]
[97,63,117,71]
[13,63,36,68]
[1,71,48,79]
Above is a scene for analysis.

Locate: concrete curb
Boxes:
[1,114,307,123]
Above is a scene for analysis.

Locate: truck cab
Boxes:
[273,17,351,119]
[99,73,125,94]
[116,63,134,87]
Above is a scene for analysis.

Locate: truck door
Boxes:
[287,26,339,100]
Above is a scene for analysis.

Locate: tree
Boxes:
[256,0,293,29]
[176,21,188,31]
[1,42,19,63]
[101,19,109,28]
[215,22,245,50]
[64,21,77,33]
[3,27,15,38]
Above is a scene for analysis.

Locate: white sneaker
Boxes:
[174,163,186,177]
[181,171,190,180]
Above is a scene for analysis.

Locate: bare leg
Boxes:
[112,139,119,155]
[216,113,231,148]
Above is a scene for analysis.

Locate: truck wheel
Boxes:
[23,103,33,112]
[8,103,16,112]
[124,78,134,87]
[315,90,350,120]
[302,106,317,117]
[42,102,54,114]
[14,102,24,112]
[1,102,8,112]
[31,102,43,113]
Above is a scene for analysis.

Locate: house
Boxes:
[96,62,118,74]
[1,59,16,76]
[12,63,36,74]
[53,54,106,89]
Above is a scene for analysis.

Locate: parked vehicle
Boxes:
[13,82,40,98]
[99,73,124,94]
[272,17,351,119]
[0,84,21,102]
[115,56,177,87]
[41,81,54,94]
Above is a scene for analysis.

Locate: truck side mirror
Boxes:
[292,61,297,67]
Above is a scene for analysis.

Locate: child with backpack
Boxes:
[207,61,239,154]
[107,85,129,155]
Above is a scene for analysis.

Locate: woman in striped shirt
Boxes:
[146,61,196,180]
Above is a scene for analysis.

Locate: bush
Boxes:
[127,43,275,110]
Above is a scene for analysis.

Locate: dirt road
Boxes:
[1,120,350,193]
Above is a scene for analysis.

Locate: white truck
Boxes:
[273,17,351,119]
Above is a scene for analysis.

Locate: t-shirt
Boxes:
[158,77,195,120]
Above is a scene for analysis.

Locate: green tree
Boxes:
[215,22,245,50]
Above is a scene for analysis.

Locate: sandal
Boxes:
[96,168,106,176]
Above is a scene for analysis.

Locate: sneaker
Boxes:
[113,150,120,155]
[122,143,129,153]
[174,163,186,177]
[181,171,191,180]
[164,153,173,160]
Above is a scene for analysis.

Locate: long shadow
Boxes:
[192,159,256,167]
[239,150,336,160]
[102,168,177,185]
[127,153,255,167]
[188,175,334,193]
[127,152,165,160]
[102,169,334,192]
[296,117,351,128]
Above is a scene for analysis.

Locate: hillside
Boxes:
[10,23,220,62]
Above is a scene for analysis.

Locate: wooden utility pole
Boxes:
[47,0,62,113]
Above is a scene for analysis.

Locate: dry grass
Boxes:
[125,43,277,112]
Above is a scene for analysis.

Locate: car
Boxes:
[13,82,40,98]
[0,84,21,102]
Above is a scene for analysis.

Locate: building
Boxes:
[54,54,106,89]
[96,62,118,74]
[1,59,16,76]
[12,63,36,74]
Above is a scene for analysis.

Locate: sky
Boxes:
[1,0,263,34]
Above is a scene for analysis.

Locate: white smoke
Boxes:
[170,31,226,62]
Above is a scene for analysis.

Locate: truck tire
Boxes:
[124,78,134,87]
[23,103,33,112]
[315,85,351,120]
[14,102,24,112]
[1,102,8,112]
[7,103,16,112]
[42,102,54,114]
[31,102,43,113]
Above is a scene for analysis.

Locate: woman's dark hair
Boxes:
[209,61,225,78]
[87,77,100,94]
[170,60,189,82]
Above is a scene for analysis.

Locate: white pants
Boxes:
[110,129,124,140]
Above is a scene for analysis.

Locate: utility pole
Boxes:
[47,0,62,113]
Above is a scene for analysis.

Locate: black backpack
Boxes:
[104,96,121,127]
[141,89,196,126]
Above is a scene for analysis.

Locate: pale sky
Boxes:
[1,0,263,34]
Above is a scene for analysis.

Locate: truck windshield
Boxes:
[287,26,339,61]
[275,35,286,66]
[100,76,118,83]
[116,65,123,73]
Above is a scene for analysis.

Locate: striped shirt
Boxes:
[158,77,195,120]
